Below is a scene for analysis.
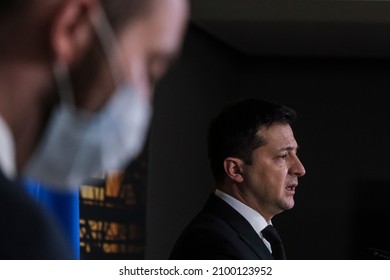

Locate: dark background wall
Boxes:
[146,24,390,260]
[145,25,240,259]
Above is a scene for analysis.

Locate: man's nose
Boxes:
[291,156,306,177]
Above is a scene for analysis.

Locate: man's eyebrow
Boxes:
[277,145,300,152]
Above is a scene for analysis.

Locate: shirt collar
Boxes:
[0,115,16,179]
[215,189,271,234]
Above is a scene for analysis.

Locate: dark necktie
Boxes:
[261,225,286,260]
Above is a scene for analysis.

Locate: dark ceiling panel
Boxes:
[190,0,390,57]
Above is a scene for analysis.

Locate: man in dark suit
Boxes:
[0,0,188,259]
[170,98,306,260]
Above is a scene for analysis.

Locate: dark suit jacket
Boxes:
[0,170,73,259]
[169,194,274,260]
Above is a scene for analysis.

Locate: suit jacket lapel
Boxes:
[203,194,273,260]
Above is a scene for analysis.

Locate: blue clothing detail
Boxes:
[23,179,80,259]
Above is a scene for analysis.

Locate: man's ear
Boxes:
[50,0,99,65]
[223,157,244,183]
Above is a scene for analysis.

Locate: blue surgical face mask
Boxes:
[22,8,152,189]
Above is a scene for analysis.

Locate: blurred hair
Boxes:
[101,0,153,31]
[0,0,153,30]
[207,98,297,184]
[0,1,32,20]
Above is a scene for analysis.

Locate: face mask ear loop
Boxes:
[53,60,76,108]
[90,6,122,87]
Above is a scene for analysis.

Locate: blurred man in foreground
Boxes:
[0,0,188,259]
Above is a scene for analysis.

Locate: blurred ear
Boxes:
[50,0,99,65]
[223,157,244,183]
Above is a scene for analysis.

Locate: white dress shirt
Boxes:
[215,189,272,253]
[0,115,16,179]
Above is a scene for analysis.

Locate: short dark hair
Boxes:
[207,98,297,184]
